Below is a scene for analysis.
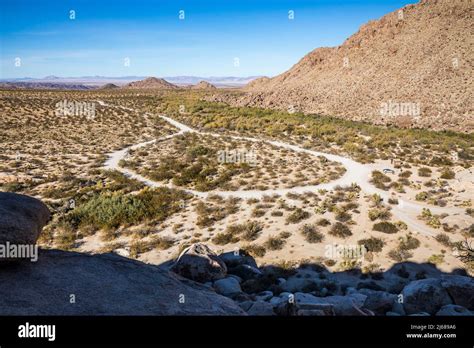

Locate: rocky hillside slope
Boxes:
[192,81,217,89]
[124,77,178,89]
[210,0,473,132]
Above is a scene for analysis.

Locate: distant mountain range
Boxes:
[0,75,262,88]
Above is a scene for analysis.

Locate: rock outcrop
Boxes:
[0,249,244,315]
[171,243,228,282]
[0,192,50,246]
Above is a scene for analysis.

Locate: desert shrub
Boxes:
[368,208,391,221]
[0,181,25,193]
[241,221,264,241]
[415,191,429,201]
[335,210,352,222]
[150,236,175,250]
[329,222,352,238]
[271,210,284,217]
[357,237,384,253]
[104,170,145,192]
[61,188,188,230]
[285,208,310,224]
[316,218,331,226]
[388,197,399,205]
[399,234,420,250]
[212,231,238,245]
[55,230,76,250]
[399,170,412,178]
[388,248,413,262]
[435,233,451,247]
[427,254,444,265]
[242,244,267,258]
[373,221,399,234]
[370,170,391,190]
[418,167,432,177]
[300,224,324,243]
[395,221,408,230]
[264,235,286,250]
[440,168,455,179]
[251,208,266,218]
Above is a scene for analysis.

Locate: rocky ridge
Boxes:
[209,0,473,132]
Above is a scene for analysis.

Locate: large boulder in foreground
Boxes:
[440,275,474,309]
[171,243,227,283]
[0,192,50,245]
[0,249,244,315]
[401,278,452,315]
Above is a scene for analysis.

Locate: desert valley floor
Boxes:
[1,88,473,277]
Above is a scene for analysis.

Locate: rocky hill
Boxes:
[100,83,120,89]
[192,81,217,89]
[124,77,178,89]
[211,0,473,132]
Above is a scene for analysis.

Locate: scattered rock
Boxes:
[281,276,319,292]
[171,243,227,283]
[246,301,275,316]
[391,301,406,316]
[436,304,473,316]
[214,277,242,297]
[359,289,396,315]
[228,264,262,281]
[219,250,258,269]
[255,291,273,302]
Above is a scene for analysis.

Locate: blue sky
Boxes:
[0,0,416,78]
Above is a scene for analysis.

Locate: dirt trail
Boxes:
[102,103,466,237]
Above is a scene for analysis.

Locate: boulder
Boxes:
[255,290,273,302]
[391,301,406,316]
[280,275,319,292]
[214,277,242,297]
[171,243,227,283]
[436,304,473,316]
[246,301,275,316]
[228,264,262,281]
[359,289,396,315]
[274,294,335,316]
[294,292,368,316]
[401,278,452,315]
[440,275,474,309]
[219,250,258,268]
[0,249,244,315]
[0,192,50,246]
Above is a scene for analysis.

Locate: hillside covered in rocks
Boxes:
[209,0,473,132]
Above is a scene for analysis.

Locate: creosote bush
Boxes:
[60,187,189,231]
[329,222,352,238]
[373,221,399,234]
